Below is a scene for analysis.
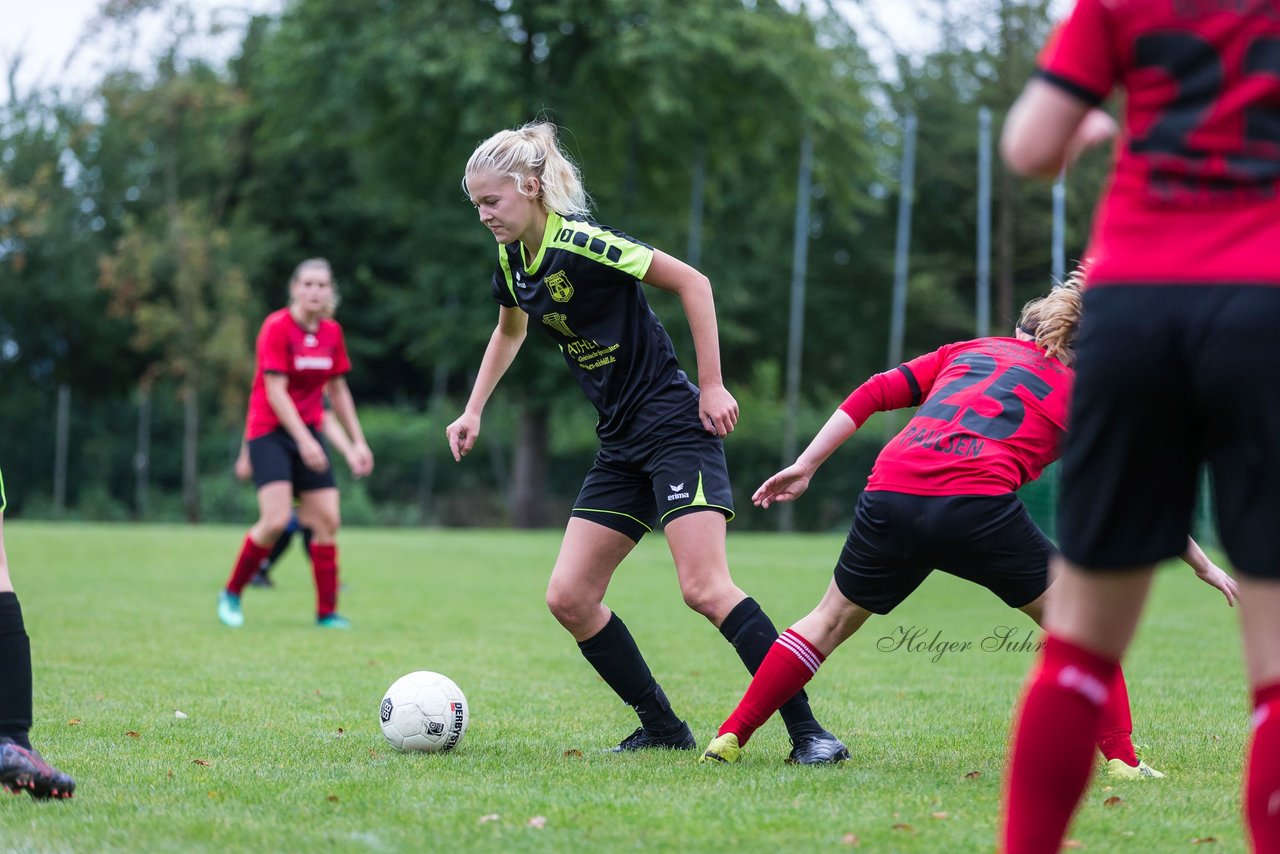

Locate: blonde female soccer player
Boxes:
[445,121,845,763]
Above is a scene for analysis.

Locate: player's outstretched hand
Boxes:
[1195,559,1240,607]
[446,413,481,462]
[299,436,330,473]
[753,463,813,509]
[699,383,738,437]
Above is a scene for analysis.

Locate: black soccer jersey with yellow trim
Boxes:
[491,211,699,445]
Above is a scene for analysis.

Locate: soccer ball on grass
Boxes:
[379,671,469,753]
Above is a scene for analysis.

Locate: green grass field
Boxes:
[0,522,1248,852]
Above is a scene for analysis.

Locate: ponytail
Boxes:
[463,121,590,217]
[1017,263,1086,365]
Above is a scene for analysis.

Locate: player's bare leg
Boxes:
[547,518,692,750]
[1001,560,1154,853]
[702,579,867,765]
[667,513,849,764]
[1018,588,1159,778]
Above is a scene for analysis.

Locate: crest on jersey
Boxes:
[542,312,576,338]
[545,270,574,303]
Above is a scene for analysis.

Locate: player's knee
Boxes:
[545,587,590,631]
[257,511,293,542]
[680,579,732,620]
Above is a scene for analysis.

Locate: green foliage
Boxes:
[0,0,1122,529]
[0,523,1248,851]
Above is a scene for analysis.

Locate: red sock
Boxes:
[1245,681,1280,851]
[309,543,338,618]
[227,536,272,595]
[719,629,824,745]
[1001,634,1119,854]
[1096,667,1138,766]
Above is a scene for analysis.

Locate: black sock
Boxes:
[578,612,683,734]
[719,597,824,740]
[263,527,294,570]
[0,592,33,749]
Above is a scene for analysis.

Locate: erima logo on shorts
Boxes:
[667,482,689,501]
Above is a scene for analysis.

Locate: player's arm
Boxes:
[264,372,329,473]
[753,409,860,509]
[1002,80,1115,178]
[753,364,924,509]
[446,305,528,461]
[1181,536,1240,607]
[326,378,374,478]
[643,249,737,437]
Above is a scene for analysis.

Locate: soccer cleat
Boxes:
[248,569,274,588]
[699,732,742,764]
[217,591,244,628]
[1105,757,1164,779]
[0,738,75,799]
[316,613,352,629]
[786,730,851,765]
[608,722,696,752]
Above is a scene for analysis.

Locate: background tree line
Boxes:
[0,0,1104,532]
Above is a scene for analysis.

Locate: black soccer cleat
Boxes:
[0,738,76,799]
[609,722,697,752]
[248,569,275,588]
[786,730,851,765]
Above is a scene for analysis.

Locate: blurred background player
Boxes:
[218,258,373,629]
[446,121,847,763]
[998,3,1280,851]
[699,277,1236,769]
[235,407,366,588]
[0,467,75,798]
[235,288,368,589]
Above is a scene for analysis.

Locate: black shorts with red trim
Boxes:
[570,403,734,542]
[1058,284,1280,578]
[247,426,335,493]
[833,490,1051,615]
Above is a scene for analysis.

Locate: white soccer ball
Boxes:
[379,671,469,753]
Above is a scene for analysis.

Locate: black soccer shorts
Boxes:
[1057,285,1280,578]
[833,490,1051,615]
[571,404,734,542]
[247,426,336,493]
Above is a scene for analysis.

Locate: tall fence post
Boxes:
[977,107,992,337]
[779,133,814,533]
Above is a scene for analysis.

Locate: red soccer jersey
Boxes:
[1038,0,1280,285]
[849,338,1073,496]
[244,308,351,440]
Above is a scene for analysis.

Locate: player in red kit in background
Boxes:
[218,258,373,629]
[699,276,1236,768]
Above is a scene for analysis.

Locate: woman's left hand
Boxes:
[699,383,739,437]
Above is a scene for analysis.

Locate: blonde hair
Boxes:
[1017,263,1086,365]
[463,121,590,217]
[290,257,333,285]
